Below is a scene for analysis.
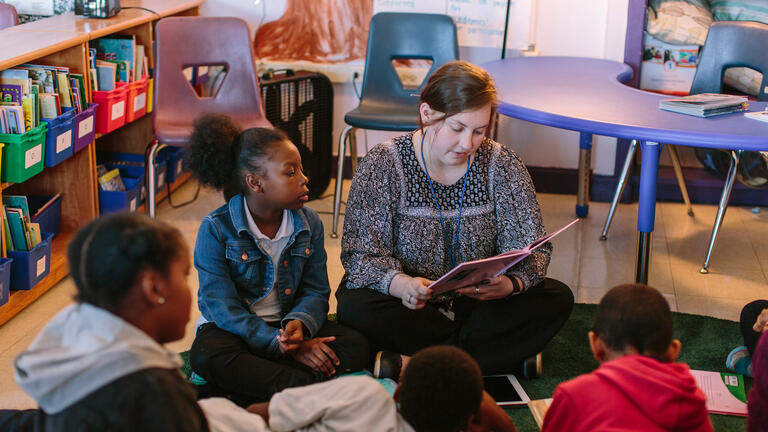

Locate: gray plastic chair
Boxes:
[0,3,18,30]
[601,21,768,273]
[149,16,272,217]
[330,12,459,238]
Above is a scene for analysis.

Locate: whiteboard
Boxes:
[373,0,537,51]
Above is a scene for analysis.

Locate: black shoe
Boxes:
[373,351,403,382]
[522,352,542,379]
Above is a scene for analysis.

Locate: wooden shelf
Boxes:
[0,232,73,327]
[0,0,202,328]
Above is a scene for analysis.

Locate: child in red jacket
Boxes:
[542,284,713,432]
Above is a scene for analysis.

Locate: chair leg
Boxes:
[349,129,359,174]
[147,139,167,219]
[332,126,355,239]
[601,139,637,240]
[667,145,694,217]
[700,150,742,274]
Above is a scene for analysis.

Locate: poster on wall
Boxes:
[373,0,536,51]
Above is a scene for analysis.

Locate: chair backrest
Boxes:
[359,12,459,109]
[690,21,768,101]
[0,3,18,30]
[153,16,270,143]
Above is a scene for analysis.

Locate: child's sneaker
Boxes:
[189,371,209,386]
[726,346,753,377]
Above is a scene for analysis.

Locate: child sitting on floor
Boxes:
[243,345,517,432]
[748,331,768,432]
[542,283,713,432]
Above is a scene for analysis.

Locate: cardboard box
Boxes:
[640,32,701,95]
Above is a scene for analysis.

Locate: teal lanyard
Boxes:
[420,132,471,268]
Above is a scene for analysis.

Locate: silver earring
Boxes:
[158,297,166,305]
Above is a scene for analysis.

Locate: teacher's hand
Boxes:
[389,274,433,310]
[456,275,522,301]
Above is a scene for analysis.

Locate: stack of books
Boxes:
[0,64,88,134]
[89,35,149,91]
[659,93,748,117]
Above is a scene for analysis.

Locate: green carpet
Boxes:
[181,305,749,431]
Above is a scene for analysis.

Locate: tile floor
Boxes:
[0,179,766,409]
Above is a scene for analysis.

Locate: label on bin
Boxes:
[130,198,136,211]
[25,144,42,169]
[112,101,125,121]
[176,160,183,175]
[36,256,46,277]
[158,172,166,189]
[134,93,146,112]
[78,117,94,138]
[56,130,72,153]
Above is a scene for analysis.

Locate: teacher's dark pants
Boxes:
[336,277,574,375]
[741,299,768,355]
[190,321,369,405]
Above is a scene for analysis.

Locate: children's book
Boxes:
[27,223,41,248]
[0,84,21,103]
[528,398,553,429]
[3,195,31,219]
[5,208,29,251]
[93,36,136,82]
[98,168,126,192]
[2,206,14,253]
[659,93,748,117]
[428,219,580,295]
[689,370,747,416]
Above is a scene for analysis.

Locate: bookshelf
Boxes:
[0,0,203,327]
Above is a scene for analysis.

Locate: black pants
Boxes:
[189,320,369,405]
[337,277,574,375]
[741,299,768,355]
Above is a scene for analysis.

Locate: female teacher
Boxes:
[336,61,574,378]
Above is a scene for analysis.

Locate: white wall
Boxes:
[201,0,630,176]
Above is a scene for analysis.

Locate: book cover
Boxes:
[21,97,33,131]
[659,93,748,117]
[94,36,136,82]
[56,72,72,108]
[0,84,21,103]
[27,223,41,248]
[528,398,553,428]
[2,206,14,253]
[428,219,580,295]
[99,168,126,192]
[96,62,117,91]
[689,370,747,416]
[3,196,30,220]
[6,208,29,252]
[70,74,87,111]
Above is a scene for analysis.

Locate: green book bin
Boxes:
[0,123,47,184]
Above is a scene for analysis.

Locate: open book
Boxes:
[428,219,579,295]
[689,370,747,416]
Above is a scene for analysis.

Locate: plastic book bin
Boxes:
[99,169,143,215]
[29,195,62,238]
[9,232,53,291]
[100,151,167,192]
[92,83,129,134]
[42,107,75,167]
[0,123,47,183]
[73,103,98,153]
[0,257,12,307]
[158,146,188,183]
[126,76,149,123]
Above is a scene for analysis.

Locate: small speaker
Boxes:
[75,0,121,19]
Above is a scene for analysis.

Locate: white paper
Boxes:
[690,370,748,416]
[111,101,125,121]
[6,0,54,16]
[134,93,146,112]
[36,256,46,277]
[25,145,42,169]
[78,116,94,138]
[56,130,71,154]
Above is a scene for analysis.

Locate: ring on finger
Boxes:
[475,286,480,295]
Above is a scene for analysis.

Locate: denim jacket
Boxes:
[194,196,330,355]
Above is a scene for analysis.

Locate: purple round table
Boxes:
[482,56,768,283]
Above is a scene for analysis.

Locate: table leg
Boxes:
[635,141,660,284]
[576,132,592,218]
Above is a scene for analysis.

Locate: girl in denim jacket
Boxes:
[187,114,368,405]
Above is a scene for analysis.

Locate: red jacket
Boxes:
[542,355,713,432]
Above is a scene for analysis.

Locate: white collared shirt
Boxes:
[244,198,294,322]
